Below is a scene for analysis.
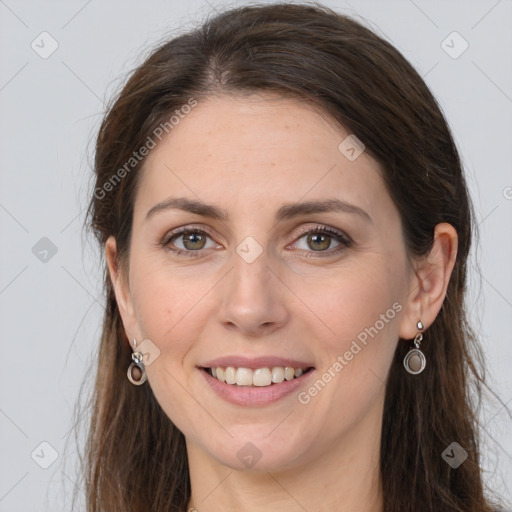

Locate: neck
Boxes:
[186,397,384,512]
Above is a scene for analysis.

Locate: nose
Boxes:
[217,247,289,338]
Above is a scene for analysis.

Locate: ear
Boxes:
[105,235,138,342]
[398,222,458,339]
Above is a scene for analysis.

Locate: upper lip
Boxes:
[201,356,314,370]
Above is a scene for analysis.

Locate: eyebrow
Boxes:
[145,196,372,224]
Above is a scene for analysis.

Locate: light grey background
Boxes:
[1,0,511,510]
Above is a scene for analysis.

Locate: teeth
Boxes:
[208,366,308,387]
[225,366,236,385]
[253,368,272,387]
[236,367,253,386]
[271,366,284,383]
[284,367,295,381]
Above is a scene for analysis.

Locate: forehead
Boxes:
[134,93,387,222]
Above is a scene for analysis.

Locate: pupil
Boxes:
[185,233,205,249]
[308,233,330,251]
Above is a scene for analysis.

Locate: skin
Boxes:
[106,93,458,512]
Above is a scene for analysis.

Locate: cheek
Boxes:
[285,254,405,448]
[309,252,405,393]
[129,265,211,429]
[129,257,226,379]
[129,259,197,353]
[319,256,404,342]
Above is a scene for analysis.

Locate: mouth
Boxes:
[201,365,314,387]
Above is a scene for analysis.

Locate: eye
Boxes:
[162,227,219,257]
[290,225,351,257]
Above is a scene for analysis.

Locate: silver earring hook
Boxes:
[128,337,147,385]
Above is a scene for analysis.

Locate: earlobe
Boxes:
[399,223,458,339]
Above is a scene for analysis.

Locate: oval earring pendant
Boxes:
[403,348,426,375]
[127,361,147,385]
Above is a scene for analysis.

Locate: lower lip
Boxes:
[199,368,315,407]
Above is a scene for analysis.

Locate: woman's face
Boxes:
[110,93,416,471]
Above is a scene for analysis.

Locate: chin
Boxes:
[204,426,313,472]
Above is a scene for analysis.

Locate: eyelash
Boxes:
[161,224,352,259]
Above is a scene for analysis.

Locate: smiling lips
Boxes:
[199,357,315,406]
[207,366,310,387]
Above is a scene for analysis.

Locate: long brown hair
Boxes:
[75,3,510,511]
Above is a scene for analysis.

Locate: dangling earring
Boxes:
[403,320,426,375]
[127,338,147,385]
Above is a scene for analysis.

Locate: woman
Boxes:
[79,3,510,511]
